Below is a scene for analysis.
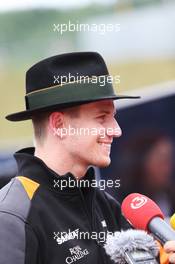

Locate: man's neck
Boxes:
[34,147,88,180]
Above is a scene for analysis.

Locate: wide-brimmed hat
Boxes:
[6,52,140,121]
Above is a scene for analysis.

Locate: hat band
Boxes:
[25,80,116,110]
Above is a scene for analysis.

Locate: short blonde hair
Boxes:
[32,112,51,146]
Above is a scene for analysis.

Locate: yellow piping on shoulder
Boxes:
[17,176,40,200]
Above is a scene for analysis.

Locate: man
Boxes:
[164,242,175,263]
[1,51,173,264]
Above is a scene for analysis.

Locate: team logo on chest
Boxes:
[65,245,89,264]
[53,229,79,245]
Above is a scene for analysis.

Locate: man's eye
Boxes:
[97,115,106,121]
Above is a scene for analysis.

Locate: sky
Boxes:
[0,0,116,11]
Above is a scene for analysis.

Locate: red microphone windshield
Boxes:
[121,193,164,230]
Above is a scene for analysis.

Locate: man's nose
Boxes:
[106,119,122,138]
[114,120,122,138]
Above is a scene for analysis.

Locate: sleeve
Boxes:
[0,212,39,264]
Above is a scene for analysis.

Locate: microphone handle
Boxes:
[148,217,175,244]
[124,250,159,264]
[125,251,138,264]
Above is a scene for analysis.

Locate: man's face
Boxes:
[63,100,122,168]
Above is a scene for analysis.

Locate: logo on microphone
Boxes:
[131,196,147,209]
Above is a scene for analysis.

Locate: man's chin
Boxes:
[96,157,111,168]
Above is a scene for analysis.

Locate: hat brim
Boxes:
[5,95,140,122]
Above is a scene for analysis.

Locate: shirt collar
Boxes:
[14,147,96,193]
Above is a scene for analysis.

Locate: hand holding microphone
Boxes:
[164,241,175,263]
[121,193,175,263]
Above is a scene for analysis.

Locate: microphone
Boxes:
[104,229,159,264]
[121,193,175,244]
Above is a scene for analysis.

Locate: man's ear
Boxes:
[48,112,65,137]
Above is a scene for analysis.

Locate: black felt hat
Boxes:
[6,52,140,121]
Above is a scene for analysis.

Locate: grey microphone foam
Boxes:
[104,229,159,264]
